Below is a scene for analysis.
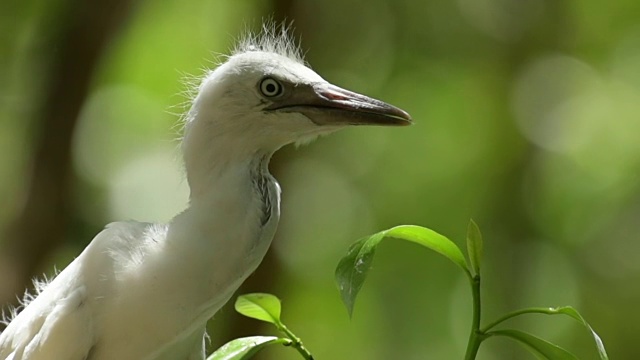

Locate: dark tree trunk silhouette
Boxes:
[0,0,136,322]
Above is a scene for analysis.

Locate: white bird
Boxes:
[0,27,411,360]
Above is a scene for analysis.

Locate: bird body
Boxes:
[0,27,410,359]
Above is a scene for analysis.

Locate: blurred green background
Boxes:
[1,0,639,358]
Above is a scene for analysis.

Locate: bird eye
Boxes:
[259,77,283,97]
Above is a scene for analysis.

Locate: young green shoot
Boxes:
[335,220,608,360]
[207,293,314,360]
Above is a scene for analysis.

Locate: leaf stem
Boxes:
[481,307,559,332]
[277,323,314,360]
[464,274,483,360]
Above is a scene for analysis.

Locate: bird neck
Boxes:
[167,139,279,293]
[186,150,273,201]
[182,108,283,203]
[181,120,276,200]
[160,150,279,327]
[168,148,276,270]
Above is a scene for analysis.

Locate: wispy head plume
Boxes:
[233,20,305,65]
[177,20,306,142]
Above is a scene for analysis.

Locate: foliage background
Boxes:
[1,0,638,358]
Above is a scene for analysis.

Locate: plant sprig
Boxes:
[207,293,313,360]
[209,221,608,360]
[334,220,608,360]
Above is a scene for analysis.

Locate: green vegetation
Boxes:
[213,221,607,359]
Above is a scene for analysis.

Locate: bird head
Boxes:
[181,27,411,188]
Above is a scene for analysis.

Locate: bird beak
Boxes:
[266,82,412,126]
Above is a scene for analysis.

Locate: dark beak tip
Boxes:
[375,116,412,127]
[393,109,413,126]
[397,118,414,126]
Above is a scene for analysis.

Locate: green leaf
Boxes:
[384,225,469,272]
[489,329,578,359]
[483,306,608,360]
[206,336,291,360]
[335,231,386,317]
[549,307,609,360]
[235,293,282,325]
[466,219,483,275]
[335,225,468,317]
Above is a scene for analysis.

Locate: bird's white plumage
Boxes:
[0,23,411,360]
[1,162,281,360]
